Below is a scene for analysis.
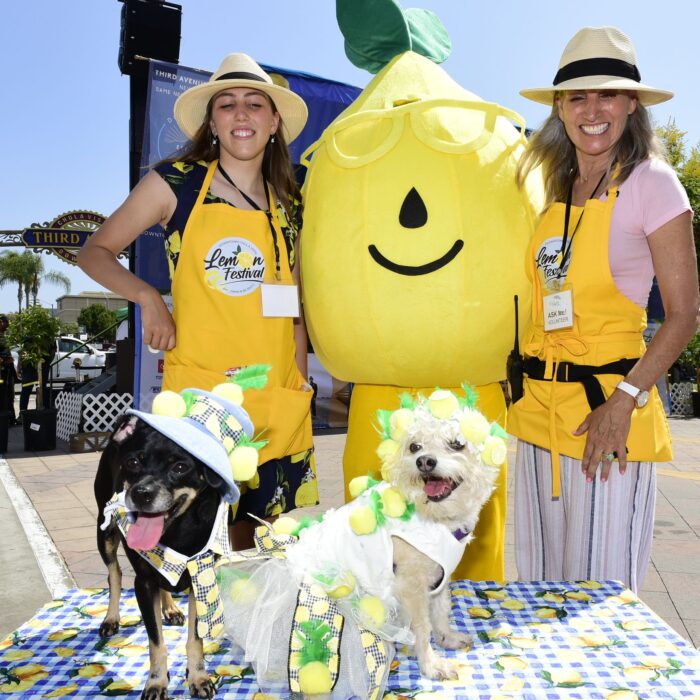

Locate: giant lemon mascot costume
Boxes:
[301,0,542,580]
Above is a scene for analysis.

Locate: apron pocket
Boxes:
[267,386,313,458]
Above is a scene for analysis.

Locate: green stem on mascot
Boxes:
[300,0,543,580]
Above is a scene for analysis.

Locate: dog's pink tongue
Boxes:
[127,513,166,551]
[423,479,449,498]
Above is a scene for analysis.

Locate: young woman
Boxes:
[509,27,698,591]
[78,53,317,548]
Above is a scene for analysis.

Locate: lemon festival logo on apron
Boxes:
[535,236,571,291]
[203,237,265,296]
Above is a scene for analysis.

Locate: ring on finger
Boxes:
[603,452,615,462]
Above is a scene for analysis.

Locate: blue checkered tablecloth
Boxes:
[1,580,699,698]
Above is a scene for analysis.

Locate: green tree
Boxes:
[5,306,60,409]
[0,251,71,312]
[22,252,71,307]
[60,321,80,336]
[0,251,31,312]
[656,120,700,276]
[78,304,118,341]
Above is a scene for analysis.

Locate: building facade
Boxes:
[56,292,127,327]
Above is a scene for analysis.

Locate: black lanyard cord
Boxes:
[217,162,282,280]
[558,169,608,281]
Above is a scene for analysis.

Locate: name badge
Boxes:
[261,283,299,318]
[543,287,574,331]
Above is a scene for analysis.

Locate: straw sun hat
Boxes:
[174,52,309,143]
[520,26,673,106]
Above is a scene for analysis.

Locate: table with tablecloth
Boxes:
[1,580,698,698]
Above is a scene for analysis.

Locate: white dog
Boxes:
[381,394,503,679]
[220,389,505,697]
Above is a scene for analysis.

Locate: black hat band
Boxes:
[553,57,641,86]
[216,71,267,83]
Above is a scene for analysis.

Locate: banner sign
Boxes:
[134,295,171,413]
[20,210,106,265]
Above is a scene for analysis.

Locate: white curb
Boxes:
[0,457,75,598]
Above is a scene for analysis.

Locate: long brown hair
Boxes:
[164,92,301,217]
[517,92,666,208]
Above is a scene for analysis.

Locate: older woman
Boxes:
[508,27,698,591]
[78,53,317,548]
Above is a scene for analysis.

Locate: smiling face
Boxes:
[557,90,637,166]
[209,87,279,164]
[301,59,541,387]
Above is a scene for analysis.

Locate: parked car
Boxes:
[9,336,110,384]
[52,336,109,381]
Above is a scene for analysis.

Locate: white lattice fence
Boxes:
[83,394,134,433]
[669,382,693,416]
[56,392,83,441]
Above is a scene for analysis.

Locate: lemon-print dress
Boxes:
[154,160,318,521]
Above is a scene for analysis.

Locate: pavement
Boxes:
[1,408,699,648]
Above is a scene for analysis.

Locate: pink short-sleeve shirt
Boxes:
[600,158,691,307]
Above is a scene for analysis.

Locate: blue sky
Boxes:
[1,0,697,314]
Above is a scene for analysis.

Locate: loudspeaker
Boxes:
[118,0,182,75]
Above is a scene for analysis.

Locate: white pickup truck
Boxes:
[52,336,110,381]
[12,336,111,382]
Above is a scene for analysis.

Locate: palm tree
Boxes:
[0,251,30,312]
[23,252,71,306]
[0,251,71,312]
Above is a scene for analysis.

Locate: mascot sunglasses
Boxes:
[302,98,526,168]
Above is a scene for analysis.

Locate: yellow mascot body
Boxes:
[301,51,542,580]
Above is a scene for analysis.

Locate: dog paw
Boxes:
[140,682,169,699]
[162,606,185,626]
[98,619,120,637]
[188,671,216,698]
[420,655,459,681]
[437,630,472,650]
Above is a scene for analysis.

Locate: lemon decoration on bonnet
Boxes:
[135,365,270,502]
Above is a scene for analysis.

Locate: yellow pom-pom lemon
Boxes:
[348,475,371,499]
[459,410,490,445]
[482,435,507,466]
[212,382,244,406]
[376,438,399,463]
[229,445,258,481]
[389,408,414,440]
[381,487,407,518]
[272,516,298,535]
[229,577,259,605]
[427,390,459,419]
[151,391,187,418]
[358,595,386,628]
[349,505,377,535]
[328,572,356,599]
[298,661,333,695]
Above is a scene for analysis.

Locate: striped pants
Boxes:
[514,441,656,593]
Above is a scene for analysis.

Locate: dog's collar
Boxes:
[452,526,471,541]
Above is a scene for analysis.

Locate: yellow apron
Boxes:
[163,160,313,464]
[343,382,507,581]
[508,183,672,496]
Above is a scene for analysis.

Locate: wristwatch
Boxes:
[616,380,650,408]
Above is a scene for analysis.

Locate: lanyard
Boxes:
[217,162,282,281]
[557,170,607,282]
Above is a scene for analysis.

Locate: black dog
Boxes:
[95,414,225,699]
